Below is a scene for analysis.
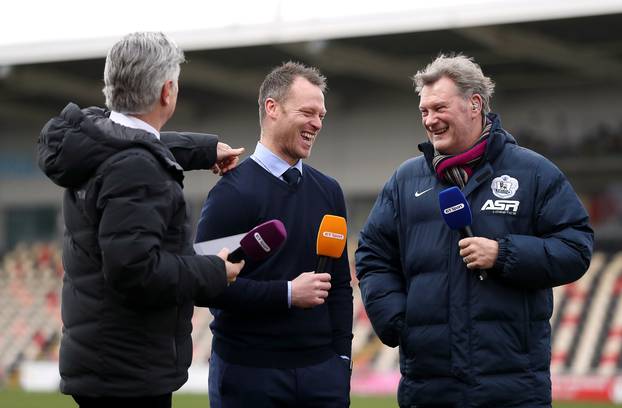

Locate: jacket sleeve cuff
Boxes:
[190,255,228,302]
[379,314,405,348]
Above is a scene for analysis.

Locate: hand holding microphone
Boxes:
[291,215,348,308]
[291,272,331,308]
[458,237,499,271]
[216,248,244,284]
[439,187,491,281]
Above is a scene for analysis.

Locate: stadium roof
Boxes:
[1,1,622,126]
[3,0,622,65]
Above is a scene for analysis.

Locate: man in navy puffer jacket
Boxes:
[355,54,593,408]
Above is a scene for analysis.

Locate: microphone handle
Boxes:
[227,247,245,263]
[460,225,473,238]
[459,226,488,281]
[316,256,329,274]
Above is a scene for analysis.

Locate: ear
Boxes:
[470,94,483,114]
[265,98,279,119]
[160,80,174,107]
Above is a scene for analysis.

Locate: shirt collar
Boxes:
[251,142,303,178]
[109,111,160,140]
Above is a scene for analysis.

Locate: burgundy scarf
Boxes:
[432,119,492,189]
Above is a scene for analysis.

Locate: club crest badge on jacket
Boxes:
[481,175,520,215]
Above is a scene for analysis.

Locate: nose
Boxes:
[311,115,322,131]
[423,112,437,129]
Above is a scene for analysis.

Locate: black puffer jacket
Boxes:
[38,103,228,397]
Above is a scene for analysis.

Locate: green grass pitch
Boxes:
[1,390,622,408]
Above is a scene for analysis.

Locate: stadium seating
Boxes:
[2,243,622,390]
[0,243,62,385]
[550,253,603,374]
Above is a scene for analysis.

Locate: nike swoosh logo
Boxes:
[415,187,433,198]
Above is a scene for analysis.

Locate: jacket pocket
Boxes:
[522,293,530,353]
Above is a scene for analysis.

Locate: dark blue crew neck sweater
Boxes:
[196,158,353,368]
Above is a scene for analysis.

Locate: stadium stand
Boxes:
[515,121,622,159]
[4,242,622,400]
[0,243,62,386]
[550,253,603,374]
[573,253,622,374]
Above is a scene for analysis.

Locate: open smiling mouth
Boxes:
[430,127,448,136]
[301,131,315,143]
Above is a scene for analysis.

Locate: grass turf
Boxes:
[1,390,622,408]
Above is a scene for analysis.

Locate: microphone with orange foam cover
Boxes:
[316,215,348,273]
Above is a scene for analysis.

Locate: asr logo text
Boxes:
[481,199,520,215]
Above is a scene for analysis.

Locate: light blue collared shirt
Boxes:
[109,111,160,140]
[250,142,302,309]
[250,142,303,181]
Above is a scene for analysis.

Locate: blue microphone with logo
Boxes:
[439,186,487,281]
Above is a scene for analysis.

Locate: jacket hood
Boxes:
[38,103,183,188]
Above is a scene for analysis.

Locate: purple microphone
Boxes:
[227,220,287,263]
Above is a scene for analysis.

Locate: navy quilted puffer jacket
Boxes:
[356,114,593,408]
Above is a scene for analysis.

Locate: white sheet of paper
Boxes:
[193,232,246,255]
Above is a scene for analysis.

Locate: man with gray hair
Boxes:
[38,32,244,407]
[356,54,593,407]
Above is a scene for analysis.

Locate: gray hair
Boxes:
[413,54,495,114]
[258,61,327,123]
[103,32,185,114]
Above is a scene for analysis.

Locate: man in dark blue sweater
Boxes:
[196,62,353,407]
